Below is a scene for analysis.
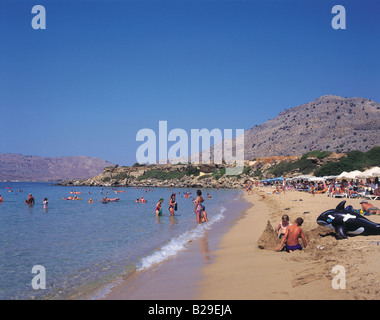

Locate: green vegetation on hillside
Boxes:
[212,168,226,180]
[314,146,380,176]
[266,146,380,177]
[268,158,318,177]
[137,166,200,181]
[301,150,332,160]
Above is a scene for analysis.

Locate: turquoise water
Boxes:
[0,182,241,300]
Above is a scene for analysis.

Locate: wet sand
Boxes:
[198,186,380,300]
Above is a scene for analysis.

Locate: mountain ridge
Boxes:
[0,153,114,182]
[244,95,380,160]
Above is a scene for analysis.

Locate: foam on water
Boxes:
[137,207,226,271]
[88,206,226,299]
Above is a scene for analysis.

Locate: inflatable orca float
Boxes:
[317,200,380,239]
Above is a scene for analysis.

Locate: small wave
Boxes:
[88,263,137,300]
[88,206,226,300]
[136,206,226,271]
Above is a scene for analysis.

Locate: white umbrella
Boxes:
[336,171,350,180]
[295,175,314,181]
[358,167,380,179]
[309,177,325,182]
[370,167,380,178]
[345,170,363,180]
[322,175,337,180]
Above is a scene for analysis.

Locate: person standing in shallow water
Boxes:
[156,198,163,216]
[194,190,208,224]
[169,194,177,216]
[25,193,35,204]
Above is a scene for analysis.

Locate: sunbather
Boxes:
[360,200,380,215]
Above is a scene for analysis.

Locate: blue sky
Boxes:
[1,0,379,166]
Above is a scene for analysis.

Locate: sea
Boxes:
[0,182,247,300]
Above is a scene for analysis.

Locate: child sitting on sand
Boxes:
[275,217,307,253]
[276,215,291,239]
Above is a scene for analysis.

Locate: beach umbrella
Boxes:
[336,171,350,180]
[343,170,362,180]
[292,174,313,180]
[357,167,380,179]
[357,169,372,179]
[370,167,380,178]
[309,177,325,182]
[322,175,337,180]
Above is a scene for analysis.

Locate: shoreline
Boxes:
[102,190,250,300]
[197,186,380,300]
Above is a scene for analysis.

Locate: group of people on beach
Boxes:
[260,177,380,199]
[273,201,378,253]
[247,178,380,253]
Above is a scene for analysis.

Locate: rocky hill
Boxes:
[60,146,380,189]
[60,163,246,189]
[0,153,114,182]
[244,95,380,160]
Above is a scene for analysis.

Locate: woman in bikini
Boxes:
[194,190,208,223]
[156,198,164,216]
[168,194,176,216]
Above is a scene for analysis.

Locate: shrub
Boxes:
[301,150,332,160]
[268,158,317,177]
[137,169,187,181]
[314,146,380,176]
[212,168,226,180]
[137,165,200,181]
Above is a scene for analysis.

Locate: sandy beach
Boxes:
[198,186,380,300]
